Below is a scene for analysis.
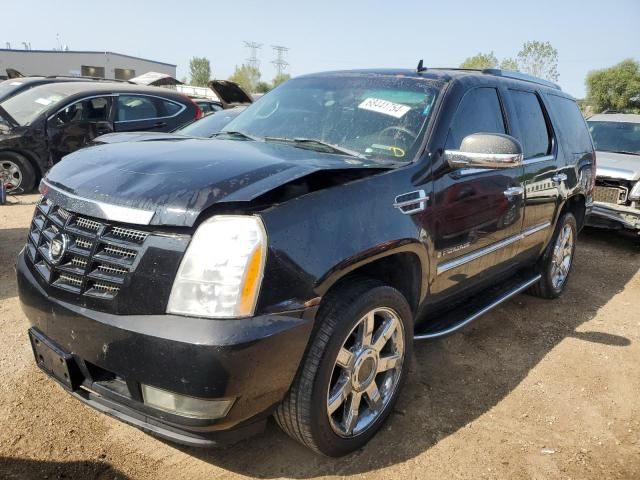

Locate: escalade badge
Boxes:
[49,233,69,265]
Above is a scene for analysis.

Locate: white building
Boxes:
[0,49,176,81]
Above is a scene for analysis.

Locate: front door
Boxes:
[47,96,114,164]
[431,87,525,299]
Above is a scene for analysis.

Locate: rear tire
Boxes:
[0,152,36,194]
[529,212,577,299]
[275,277,413,456]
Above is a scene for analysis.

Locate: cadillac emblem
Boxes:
[49,233,69,265]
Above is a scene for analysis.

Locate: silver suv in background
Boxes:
[587,113,640,234]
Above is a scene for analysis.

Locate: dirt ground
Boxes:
[0,194,639,480]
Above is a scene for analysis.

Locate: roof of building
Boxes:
[0,49,176,68]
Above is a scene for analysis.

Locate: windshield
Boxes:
[177,108,245,137]
[0,79,27,101]
[222,75,440,161]
[0,85,71,126]
[588,120,640,156]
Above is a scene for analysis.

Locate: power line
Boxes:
[271,45,289,76]
[243,41,262,69]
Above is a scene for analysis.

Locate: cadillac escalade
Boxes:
[17,66,595,456]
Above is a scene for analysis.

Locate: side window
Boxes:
[546,94,592,154]
[117,96,159,122]
[84,97,112,122]
[161,99,183,116]
[510,90,551,159]
[446,88,506,149]
[50,101,84,126]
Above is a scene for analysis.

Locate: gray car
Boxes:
[587,113,640,233]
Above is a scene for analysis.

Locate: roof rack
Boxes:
[481,69,561,90]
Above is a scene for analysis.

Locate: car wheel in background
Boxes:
[0,152,36,194]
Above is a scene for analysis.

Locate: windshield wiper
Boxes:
[264,137,366,158]
[212,130,260,141]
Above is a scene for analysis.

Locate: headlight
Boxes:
[167,215,267,318]
[629,182,640,200]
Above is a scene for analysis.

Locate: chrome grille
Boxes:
[593,186,628,205]
[25,197,149,299]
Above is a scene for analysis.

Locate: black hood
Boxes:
[43,139,389,227]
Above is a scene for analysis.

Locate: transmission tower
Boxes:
[271,45,289,76]
[243,41,262,69]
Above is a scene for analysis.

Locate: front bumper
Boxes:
[16,251,315,446]
[587,201,640,232]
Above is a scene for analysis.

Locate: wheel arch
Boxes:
[316,243,428,314]
[558,193,586,230]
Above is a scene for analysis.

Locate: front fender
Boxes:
[256,167,430,314]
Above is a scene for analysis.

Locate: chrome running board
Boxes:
[414,274,542,340]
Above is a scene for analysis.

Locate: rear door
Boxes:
[113,95,185,132]
[431,86,525,298]
[505,89,561,256]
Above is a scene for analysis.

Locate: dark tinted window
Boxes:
[161,99,183,116]
[510,90,551,159]
[117,95,158,121]
[446,88,505,149]
[546,94,592,154]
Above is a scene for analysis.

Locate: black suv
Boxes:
[17,67,594,456]
[0,82,202,193]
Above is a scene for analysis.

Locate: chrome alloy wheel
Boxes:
[327,307,405,438]
[551,224,574,289]
[0,160,22,192]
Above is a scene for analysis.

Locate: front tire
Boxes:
[0,152,36,194]
[275,278,413,456]
[529,212,577,299]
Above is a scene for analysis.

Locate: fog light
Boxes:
[141,384,234,419]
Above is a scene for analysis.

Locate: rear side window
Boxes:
[509,90,551,159]
[161,99,183,116]
[117,95,158,122]
[446,87,505,149]
[546,94,592,154]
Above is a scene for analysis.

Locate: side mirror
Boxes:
[444,133,523,170]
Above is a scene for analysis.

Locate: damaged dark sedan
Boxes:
[17,68,593,456]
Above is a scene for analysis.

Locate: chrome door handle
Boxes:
[503,186,524,198]
[552,173,568,185]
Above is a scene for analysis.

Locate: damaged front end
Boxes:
[588,166,640,233]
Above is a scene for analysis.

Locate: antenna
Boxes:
[417,59,427,73]
[243,41,262,69]
[271,45,289,77]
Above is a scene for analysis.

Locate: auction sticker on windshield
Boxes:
[358,97,411,118]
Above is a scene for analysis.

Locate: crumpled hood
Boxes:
[93,131,188,144]
[596,151,640,181]
[43,138,387,227]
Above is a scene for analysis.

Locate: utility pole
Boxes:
[271,45,289,77]
[243,41,262,69]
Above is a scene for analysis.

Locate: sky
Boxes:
[2,0,639,98]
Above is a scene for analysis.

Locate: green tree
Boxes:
[517,41,558,81]
[272,73,291,87]
[229,64,261,93]
[586,59,640,113]
[189,57,211,87]
[460,52,498,70]
[500,57,520,72]
[255,81,272,94]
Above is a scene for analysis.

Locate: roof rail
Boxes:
[44,75,135,84]
[482,69,561,90]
